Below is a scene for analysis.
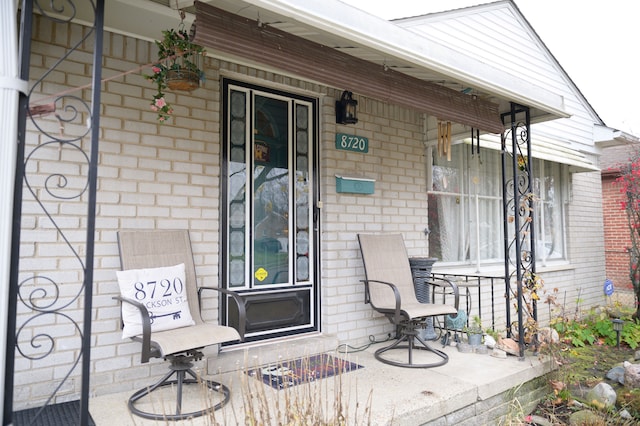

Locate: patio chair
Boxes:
[114,230,246,421]
[358,233,459,368]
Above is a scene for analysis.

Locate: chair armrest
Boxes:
[427,277,460,311]
[198,287,246,341]
[112,295,155,363]
[360,279,402,325]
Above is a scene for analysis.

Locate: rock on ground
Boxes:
[585,382,617,408]
[624,361,640,388]
[569,409,605,425]
[605,365,625,385]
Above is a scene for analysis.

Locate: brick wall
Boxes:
[320,97,429,342]
[602,174,633,291]
[17,17,431,406]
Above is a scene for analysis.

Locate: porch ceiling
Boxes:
[69,0,569,130]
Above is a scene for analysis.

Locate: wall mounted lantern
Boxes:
[335,91,358,124]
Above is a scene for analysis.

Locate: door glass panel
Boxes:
[253,96,290,285]
[295,103,310,282]
[228,90,247,287]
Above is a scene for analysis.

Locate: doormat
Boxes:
[248,353,363,390]
[13,400,96,426]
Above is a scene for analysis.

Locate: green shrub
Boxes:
[551,307,640,349]
[621,319,640,349]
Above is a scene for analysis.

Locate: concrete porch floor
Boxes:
[89,334,553,425]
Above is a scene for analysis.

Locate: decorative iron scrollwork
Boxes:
[501,104,537,357]
[7,0,104,424]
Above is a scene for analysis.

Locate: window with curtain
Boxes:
[428,145,566,267]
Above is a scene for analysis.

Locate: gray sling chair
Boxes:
[358,233,460,368]
[114,230,246,421]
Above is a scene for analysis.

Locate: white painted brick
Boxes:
[103,129,140,144]
[32,378,75,399]
[89,372,115,389]
[157,219,189,229]
[96,306,120,321]
[94,355,132,373]
[138,182,172,195]
[114,363,151,382]
[91,318,118,335]
[14,368,53,386]
[122,118,157,136]
[101,153,136,169]
[156,171,188,184]
[120,192,154,205]
[136,205,170,217]
[93,334,121,354]
[156,194,187,207]
[107,81,142,98]
[104,104,141,120]
[99,204,137,217]
[120,218,156,228]
[121,143,157,158]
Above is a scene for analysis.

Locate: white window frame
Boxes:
[428,145,567,270]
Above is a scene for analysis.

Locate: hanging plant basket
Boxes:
[144,26,206,123]
[165,68,200,91]
[160,44,204,92]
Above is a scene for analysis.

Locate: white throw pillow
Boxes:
[116,263,195,338]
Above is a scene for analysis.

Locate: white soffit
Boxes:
[239,0,568,120]
[463,133,599,173]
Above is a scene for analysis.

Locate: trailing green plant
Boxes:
[144,27,206,123]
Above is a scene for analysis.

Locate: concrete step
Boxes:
[206,332,340,375]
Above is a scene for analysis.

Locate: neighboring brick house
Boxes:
[601,141,640,291]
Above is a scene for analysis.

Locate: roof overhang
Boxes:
[40,0,570,131]
[594,124,640,149]
[194,2,506,132]
[231,0,568,123]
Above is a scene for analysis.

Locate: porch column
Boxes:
[0,0,27,420]
[501,103,535,359]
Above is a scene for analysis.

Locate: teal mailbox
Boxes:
[335,175,375,194]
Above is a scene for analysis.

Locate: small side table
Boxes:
[409,257,438,340]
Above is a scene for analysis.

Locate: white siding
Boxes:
[397,2,603,158]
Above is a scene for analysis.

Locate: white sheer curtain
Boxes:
[430,146,565,267]
[431,160,464,262]
[430,147,505,265]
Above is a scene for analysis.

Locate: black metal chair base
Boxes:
[375,322,449,368]
[128,354,230,421]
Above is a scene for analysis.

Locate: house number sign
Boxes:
[335,133,368,153]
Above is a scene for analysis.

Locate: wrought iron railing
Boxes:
[431,272,499,332]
